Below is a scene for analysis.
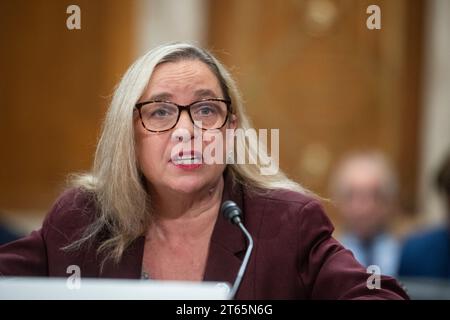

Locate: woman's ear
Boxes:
[228,114,238,129]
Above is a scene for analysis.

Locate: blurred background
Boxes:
[0,0,449,295]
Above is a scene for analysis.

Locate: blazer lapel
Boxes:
[203,170,248,287]
[99,236,145,279]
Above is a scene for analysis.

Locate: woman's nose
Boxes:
[172,110,194,142]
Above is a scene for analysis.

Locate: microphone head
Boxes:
[221,200,242,225]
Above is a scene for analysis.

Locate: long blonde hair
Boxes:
[68,42,307,265]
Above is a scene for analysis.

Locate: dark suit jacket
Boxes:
[398,226,450,279]
[0,172,408,299]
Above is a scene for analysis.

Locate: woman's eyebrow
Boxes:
[193,89,218,99]
[147,89,217,102]
[148,92,173,101]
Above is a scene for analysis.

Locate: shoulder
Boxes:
[42,188,97,241]
[246,187,328,219]
[48,187,97,219]
[243,187,333,235]
[253,188,316,206]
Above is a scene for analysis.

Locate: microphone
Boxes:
[220,200,254,299]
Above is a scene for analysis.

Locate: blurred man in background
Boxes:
[330,151,401,276]
[398,152,450,279]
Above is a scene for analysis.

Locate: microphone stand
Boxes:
[229,221,253,299]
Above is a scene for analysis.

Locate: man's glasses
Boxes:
[135,98,232,133]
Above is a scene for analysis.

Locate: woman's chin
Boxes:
[165,176,210,194]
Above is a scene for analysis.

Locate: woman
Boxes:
[0,43,407,299]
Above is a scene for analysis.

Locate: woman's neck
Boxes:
[147,176,224,241]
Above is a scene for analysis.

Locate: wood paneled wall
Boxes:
[0,0,135,212]
[207,0,425,220]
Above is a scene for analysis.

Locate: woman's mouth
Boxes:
[170,151,203,169]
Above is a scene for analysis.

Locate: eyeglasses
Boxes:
[135,98,232,133]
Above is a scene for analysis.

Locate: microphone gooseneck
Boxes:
[220,200,254,300]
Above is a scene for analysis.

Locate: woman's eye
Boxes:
[197,105,216,116]
[149,107,173,118]
[152,109,169,117]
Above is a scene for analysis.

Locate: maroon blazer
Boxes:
[0,173,408,299]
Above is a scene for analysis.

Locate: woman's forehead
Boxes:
[145,60,221,98]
